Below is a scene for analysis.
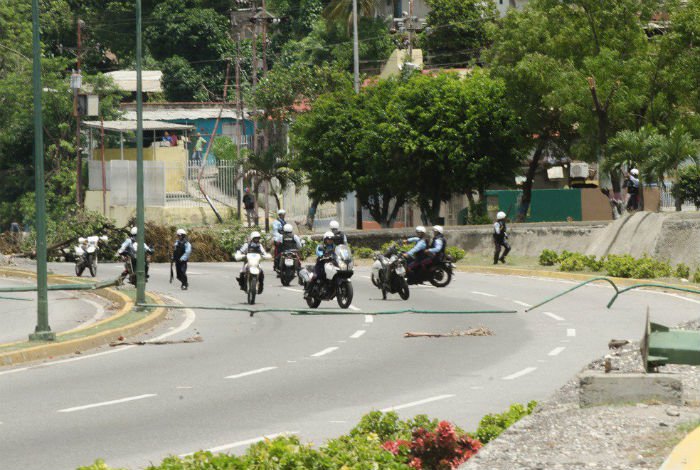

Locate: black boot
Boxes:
[237,275,245,291]
[257,279,264,294]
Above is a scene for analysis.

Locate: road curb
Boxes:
[659,424,700,470]
[0,267,167,366]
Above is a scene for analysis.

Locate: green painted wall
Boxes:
[486,189,583,222]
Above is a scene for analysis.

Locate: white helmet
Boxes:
[130,227,138,235]
[415,225,426,234]
[78,237,86,244]
[277,209,286,216]
[283,223,293,233]
[176,228,187,236]
[329,220,340,230]
[433,225,443,234]
[323,231,334,240]
[497,211,506,220]
[250,231,261,240]
[630,168,639,176]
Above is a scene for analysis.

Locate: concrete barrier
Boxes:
[579,370,683,407]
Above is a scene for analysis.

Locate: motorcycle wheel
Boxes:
[281,269,292,286]
[89,257,97,277]
[398,278,410,300]
[337,281,354,309]
[75,263,84,277]
[247,275,257,305]
[305,293,321,309]
[429,266,452,288]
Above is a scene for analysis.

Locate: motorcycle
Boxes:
[300,244,354,309]
[74,235,108,277]
[405,252,454,288]
[235,251,271,305]
[121,243,153,286]
[278,249,301,286]
[371,244,410,300]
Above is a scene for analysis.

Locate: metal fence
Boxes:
[660,184,698,212]
[166,161,239,208]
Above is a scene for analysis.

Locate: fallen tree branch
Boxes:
[404,327,494,338]
[109,336,203,347]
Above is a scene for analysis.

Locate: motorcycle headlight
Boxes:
[338,261,347,271]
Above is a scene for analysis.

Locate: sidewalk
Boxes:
[0,266,167,367]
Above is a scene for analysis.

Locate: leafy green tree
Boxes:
[673,164,700,209]
[420,0,497,67]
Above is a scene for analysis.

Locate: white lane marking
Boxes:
[225,366,278,380]
[349,305,361,312]
[365,315,374,323]
[350,330,366,339]
[469,386,484,390]
[513,300,532,307]
[0,368,29,376]
[543,311,565,321]
[471,291,496,297]
[179,431,298,457]
[503,367,537,380]
[287,360,297,363]
[362,276,372,280]
[150,308,196,341]
[80,297,106,324]
[380,394,455,412]
[329,420,347,423]
[567,328,576,337]
[311,347,339,357]
[643,290,700,304]
[58,394,157,413]
[548,347,566,356]
[283,287,304,293]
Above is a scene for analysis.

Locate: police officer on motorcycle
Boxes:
[329,220,347,245]
[118,227,153,283]
[304,231,335,298]
[173,228,192,290]
[426,225,447,266]
[236,231,268,293]
[272,209,287,271]
[280,224,302,251]
[493,211,510,264]
[402,226,429,271]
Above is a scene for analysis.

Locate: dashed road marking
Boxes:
[543,311,565,321]
[349,305,361,312]
[225,366,278,380]
[311,347,339,357]
[380,394,455,412]
[283,287,304,293]
[179,431,298,457]
[548,347,566,356]
[503,367,537,380]
[365,315,374,323]
[513,300,532,307]
[471,291,496,297]
[567,328,576,337]
[350,330,366,339]
[58,394,157,413]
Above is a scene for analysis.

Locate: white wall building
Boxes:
[373,0,529,22]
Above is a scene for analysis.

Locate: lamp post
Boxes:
[135,0,146,306]
[30,0,55,341]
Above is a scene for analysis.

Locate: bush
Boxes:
[694,268,700,284]
[299,237,318,260]
[676,263,691,279]
[603,254,637,278]
[354,247,376,259]
[445,246,465,262]
[473,401,537,445]
[559,252,588,272]
[631,255,672,279]
[381,240,411,254]
[538,249,559,266]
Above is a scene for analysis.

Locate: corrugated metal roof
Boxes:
[105,70,162,93]
[83,120,194,132]
[122,108,248,121]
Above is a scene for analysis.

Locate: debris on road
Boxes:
[110,335,203,347]
[404,327,493,338]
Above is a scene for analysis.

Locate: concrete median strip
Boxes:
[0,267,168,367]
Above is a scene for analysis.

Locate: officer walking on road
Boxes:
[493,211,511,264]
[173,229,192,290]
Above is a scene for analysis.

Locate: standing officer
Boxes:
[173,228,192,290]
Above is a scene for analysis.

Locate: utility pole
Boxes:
[135,0,146,306]
[30,0,54,341]
[74,18,83,207]
[236,32,244,222]
[408,0,414,60]
[352,0,362,230]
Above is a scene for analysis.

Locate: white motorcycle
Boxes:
[74,235,108,277]
[235,251,271,305]
[300,245,354,309]
[371,243,410,300]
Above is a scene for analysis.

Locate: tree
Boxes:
[420,0,497,67]
[673,164,700,210]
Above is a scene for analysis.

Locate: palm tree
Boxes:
[323,0,377,27]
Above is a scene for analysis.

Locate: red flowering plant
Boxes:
[383,421,482,469]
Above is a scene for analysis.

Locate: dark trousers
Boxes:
[494,240,511,264]
[626,192,639,211]
[175,260,188,286]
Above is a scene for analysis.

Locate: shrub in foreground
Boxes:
[473,401,537,444]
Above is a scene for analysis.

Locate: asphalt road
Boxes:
[1,261,699,470]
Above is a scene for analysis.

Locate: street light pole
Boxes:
[135,0,146,305]
[30,0,55,341]
[352,0,363,230]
